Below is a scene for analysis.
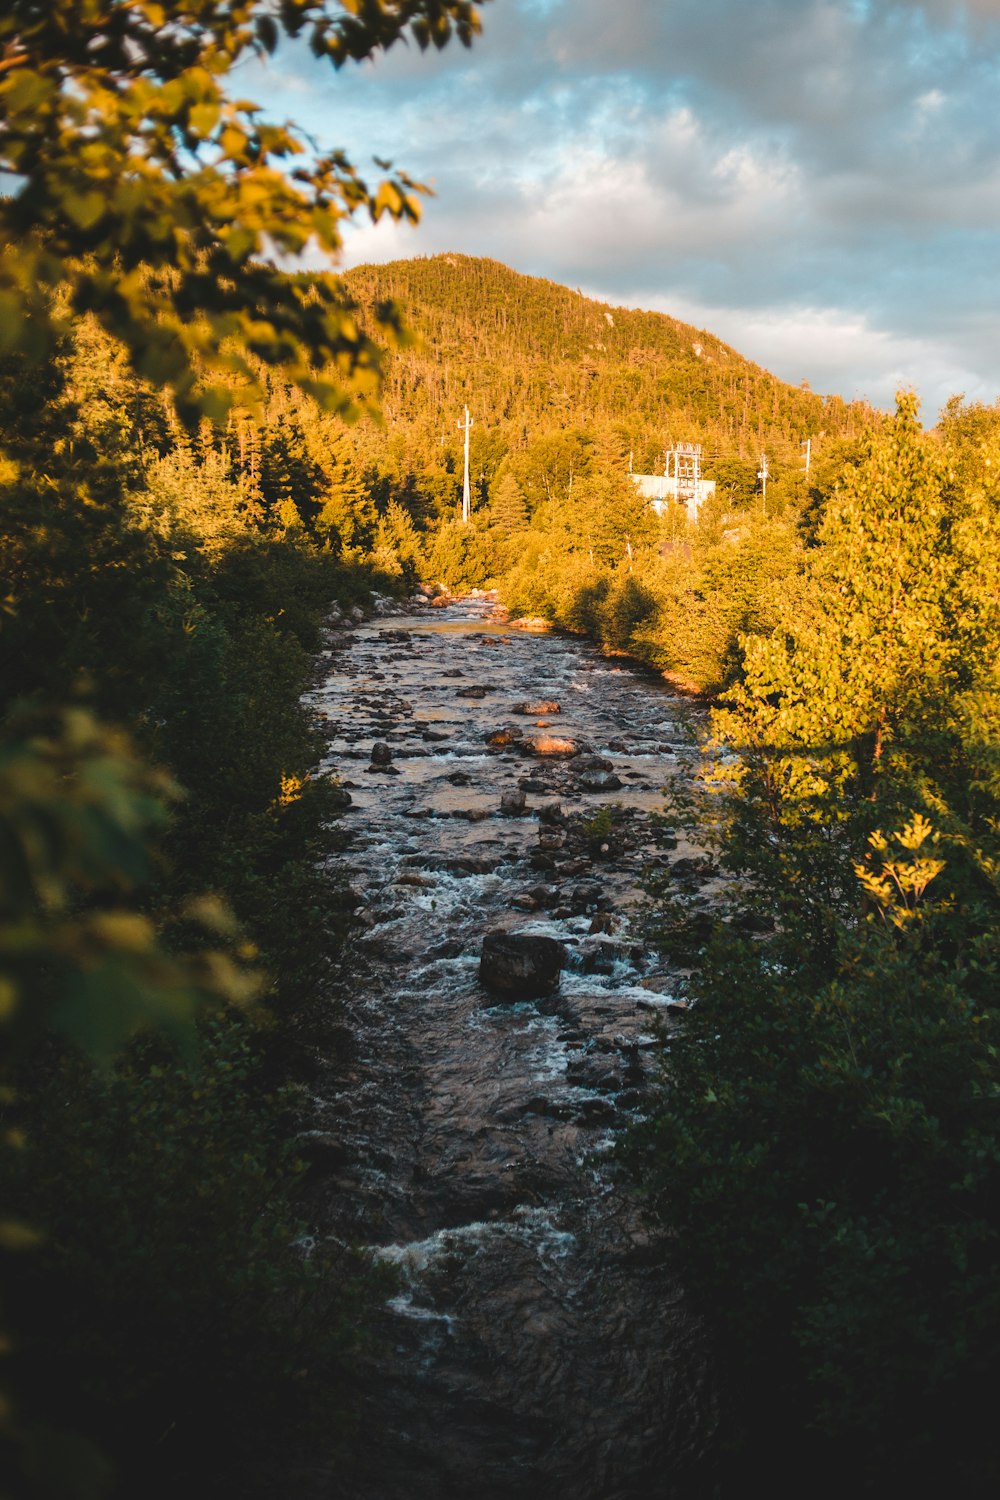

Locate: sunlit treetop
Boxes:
[0,1,489,421]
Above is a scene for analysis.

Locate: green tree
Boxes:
[574,468,658,566]
[488,471,528,534]
[309,426,378,551]
[632,395,1000,1489]
[0,0,489,421]
[371,497,421,584]
[711,393,1000,945]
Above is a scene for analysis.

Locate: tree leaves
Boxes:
[0,1,490,418]
[0,709,261,1060]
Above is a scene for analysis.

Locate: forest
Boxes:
[2,1,999,1496]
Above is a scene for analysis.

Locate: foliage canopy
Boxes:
[0,1,488,420]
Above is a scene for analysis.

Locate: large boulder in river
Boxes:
[579,769,623,792]
[479,931,566,999]
[524,734,578,758]
[513,700,561,716]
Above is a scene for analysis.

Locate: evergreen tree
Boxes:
[712,391,1000,944]
[632,395,1000,1491]
[488,471,528,533]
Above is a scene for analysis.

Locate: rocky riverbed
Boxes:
[293,597,719,1499]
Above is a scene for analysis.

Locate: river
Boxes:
[295,596,718,1499]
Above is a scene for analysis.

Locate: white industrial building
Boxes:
[631,442,715,522]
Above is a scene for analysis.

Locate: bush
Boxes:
[3,1019,385,1498]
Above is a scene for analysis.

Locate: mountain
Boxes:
[342,254,873,471]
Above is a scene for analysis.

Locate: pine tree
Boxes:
[488,472,528,533]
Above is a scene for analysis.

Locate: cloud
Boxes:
[250,0,1000,418]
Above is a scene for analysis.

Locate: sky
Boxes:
[248,0,1000,418]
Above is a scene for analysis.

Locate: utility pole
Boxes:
[758,451,769,512]
[458,405,474,523]
[802,437,811,475]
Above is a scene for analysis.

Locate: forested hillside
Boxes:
[283,254,876,694]
[344,254,867,462]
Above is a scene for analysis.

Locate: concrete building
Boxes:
[632,442,715,522]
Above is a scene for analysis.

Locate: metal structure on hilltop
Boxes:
[665,442,703,511]
[630,440,715,522]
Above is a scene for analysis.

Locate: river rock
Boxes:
[479,931,566,999]
[576,936,633,974]
[514,699,561,715]
[509,616,551,632]
[370,741,393,766]
[577,754,614,772]
[456,684,491,698]
[485,727,523,748]
[567,1057,624,1093]
[574,1097,620,1127]
[500,788,527,815]
[521,1094,574,1120]
[446,855,497,875]
[295,1132,351,1177]
[529,884,559,907]
[579,770,624,792]
[525,734,578,758]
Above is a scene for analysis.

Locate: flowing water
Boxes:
[295,597,718,1500]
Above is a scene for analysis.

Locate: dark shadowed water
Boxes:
[294,598,718,1500]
